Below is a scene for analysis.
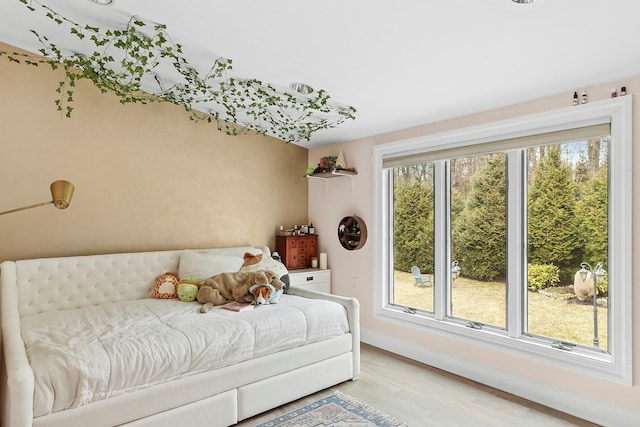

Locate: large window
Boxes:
[374,98,632,384]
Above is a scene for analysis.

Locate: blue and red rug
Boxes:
[256,391,407,427]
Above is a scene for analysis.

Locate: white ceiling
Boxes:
[1,0,639,147]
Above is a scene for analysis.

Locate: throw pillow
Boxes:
[178,250,245,281]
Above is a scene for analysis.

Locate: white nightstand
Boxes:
[287,268,331,293]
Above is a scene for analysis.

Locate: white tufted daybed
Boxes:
[0,246,360,427]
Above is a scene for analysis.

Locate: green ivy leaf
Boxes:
[3,0,357,144]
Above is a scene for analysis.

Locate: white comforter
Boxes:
[21,295,349,417]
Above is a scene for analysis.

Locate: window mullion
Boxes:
[384,169,394,309]
[506,150,526,338]
[433,160,448,320]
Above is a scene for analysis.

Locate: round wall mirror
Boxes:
[338,215,368,250]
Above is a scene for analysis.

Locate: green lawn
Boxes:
[393,270,608,351]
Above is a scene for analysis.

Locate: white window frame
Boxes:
[373,97,632,385]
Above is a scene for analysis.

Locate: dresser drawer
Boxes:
[288,269,330,293]
[286,239,297,249]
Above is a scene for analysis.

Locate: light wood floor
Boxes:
[237,343,599,426]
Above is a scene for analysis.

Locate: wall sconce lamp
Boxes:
[0,180,75,216]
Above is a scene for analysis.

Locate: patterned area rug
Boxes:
[255,391,407,427]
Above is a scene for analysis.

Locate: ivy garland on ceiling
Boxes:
[0,0,357,143]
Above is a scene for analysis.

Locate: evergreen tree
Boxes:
[576,164,608,269]
[393,174,434,273]
[528,146,581,278]
[450,187,464,262]
[453,154,506,281]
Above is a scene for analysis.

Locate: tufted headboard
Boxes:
[1,246,266,318]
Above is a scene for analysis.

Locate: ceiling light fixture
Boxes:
[289,82,314,95]
[88,0,114,5]
[512,0,539,3]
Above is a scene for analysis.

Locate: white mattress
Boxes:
[21,295,349,417]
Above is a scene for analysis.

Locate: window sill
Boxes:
[375,305,628,385]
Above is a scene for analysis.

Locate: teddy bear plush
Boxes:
[197,270,284,313]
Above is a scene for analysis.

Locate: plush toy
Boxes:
[154,272,179,299]
[241,252,290,291]
[197,270,284,313]
[242,252,263,267]
[177,277,200,302]
[249,283,283,305]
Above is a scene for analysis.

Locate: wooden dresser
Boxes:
[276,235,318,270]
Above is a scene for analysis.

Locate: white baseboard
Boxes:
[361,328,640,427]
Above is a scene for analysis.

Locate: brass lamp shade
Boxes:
[50,180,75,209]
[0,180,75,216]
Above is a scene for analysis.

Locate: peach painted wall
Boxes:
[0,43,309,262]
[309,76,640,417]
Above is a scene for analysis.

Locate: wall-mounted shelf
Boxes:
[338,215,367,250]
[305,169,357,180]
[305,169,357,195]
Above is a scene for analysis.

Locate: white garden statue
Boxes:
[573,270,594,301]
